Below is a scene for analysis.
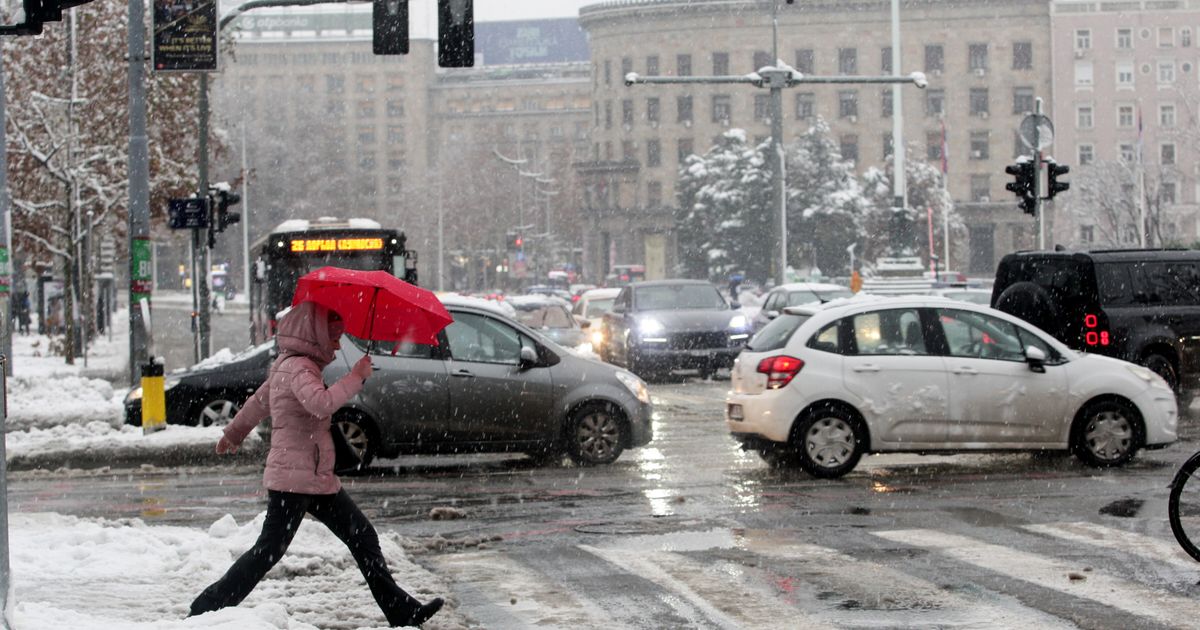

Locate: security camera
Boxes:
[624,72,639,87]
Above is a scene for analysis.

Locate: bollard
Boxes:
[140,359,166,434]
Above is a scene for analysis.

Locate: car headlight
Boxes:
[616,370,651,404]
[729,314,749,330]
[1128,364,1170,389]
[126,387,143,403]
[639,318,665,335]
[591,329,605,346]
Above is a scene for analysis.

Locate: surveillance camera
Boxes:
[910,71,928,89]
[624,72,639,87]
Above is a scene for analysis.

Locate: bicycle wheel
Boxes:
[1168,451,1200,563]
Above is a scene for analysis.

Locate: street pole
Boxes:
[128,0,152,385]
[437,175,444,291]
[0,46,12,379]
[770,0,786,286]
[890,0,908,252]
[241,123,252,342]
[1034,97,1045,250]
[83,210,92,368]
[195,75,211,359]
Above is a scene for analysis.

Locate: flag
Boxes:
[940,118,949,175]
[1136,105,1144,163]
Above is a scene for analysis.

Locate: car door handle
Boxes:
[952,367,979,375]
[852,364,881,372]
[451,369,475,378]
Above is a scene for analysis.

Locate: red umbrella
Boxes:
[292,266,453,345]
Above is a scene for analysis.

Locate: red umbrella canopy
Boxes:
[293,267,453,345]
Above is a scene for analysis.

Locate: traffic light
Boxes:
[1005,159,1037,215]
[438,0,474,68]
[215,190,241,232]
[2,0,96,36]
[1046,160,1071,199]
[506,233,523,250]
[372,0,408,56]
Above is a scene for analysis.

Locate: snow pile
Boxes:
[5,374,124,431]
[9,511,465,629]
[4,422,252,461]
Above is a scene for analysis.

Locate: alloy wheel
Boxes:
[575,409,621,464]
[198,399,239,427]
[337,419,371,459]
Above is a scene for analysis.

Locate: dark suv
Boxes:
[992,249,1200,405]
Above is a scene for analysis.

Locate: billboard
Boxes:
[152,0,218,72]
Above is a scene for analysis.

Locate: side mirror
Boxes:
[519,345,539,370]
[611,303,626,314]
[1025,345,1047,373]
[765,310,780,320]
[578,319,592,329]
[730,301,741,310]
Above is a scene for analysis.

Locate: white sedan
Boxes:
[726,296,1178,478]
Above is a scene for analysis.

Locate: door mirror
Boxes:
[765,310,780,320]
[519,345,539,370]
[1024,345,1047,373]
[611,302,626,314]
[730,301,741,310]
[577,318,592,329]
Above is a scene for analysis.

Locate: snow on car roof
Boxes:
[506,294,570,308]
[439,293,516,318]
[580,288,621,299]
[774,282,852,292]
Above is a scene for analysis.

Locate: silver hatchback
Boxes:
[323,298,654,468]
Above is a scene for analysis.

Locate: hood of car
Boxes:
[177,348,272,383]
[633,309,739,332]
[540,328,587,347]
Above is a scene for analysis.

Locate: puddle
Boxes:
[1099,498,1144,518]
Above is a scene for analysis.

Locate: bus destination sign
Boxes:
[290,238,385,253]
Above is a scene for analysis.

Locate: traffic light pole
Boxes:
[194,75,212,360]
[1033,97,1045,250]
[127,0,152,386]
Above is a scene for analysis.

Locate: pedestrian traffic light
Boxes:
[1005,159,1037,215]
[372,0,408,55]
[438,0,474,67]
[1046,160,1071,199]
[507,233,523,250]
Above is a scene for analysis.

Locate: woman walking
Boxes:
[189,300,443,627]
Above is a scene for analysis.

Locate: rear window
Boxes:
[746,313,810,352]
[996,256,1097,317]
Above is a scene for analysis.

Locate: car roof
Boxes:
[628,279,715,288]
[580,288,621,299]
[1003,248,1200,263]
[784,294,987,318]
[772,282,852,292]
[506,294,570,308]
[439,294,516,318]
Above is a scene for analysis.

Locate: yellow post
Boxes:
[140,360,166,434]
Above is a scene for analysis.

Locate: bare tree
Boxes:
[1061,160,1177,248]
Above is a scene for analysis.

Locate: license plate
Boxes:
[727,403,744,421]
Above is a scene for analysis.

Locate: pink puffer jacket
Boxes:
[223,301,364,495]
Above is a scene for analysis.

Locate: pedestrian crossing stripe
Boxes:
[1023,521,1198,576]
[873,528,1200,628]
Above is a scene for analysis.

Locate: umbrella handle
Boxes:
[365,287,380,355]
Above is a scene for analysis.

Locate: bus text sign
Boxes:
[290,238,385,253]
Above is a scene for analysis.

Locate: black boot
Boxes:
[398,597,443,628]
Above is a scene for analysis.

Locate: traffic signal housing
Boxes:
[438,0,474,67]
[1005,159,1037,215]
[507,233,523,251]
[372,0,408,55]
[1046,160,1070,199]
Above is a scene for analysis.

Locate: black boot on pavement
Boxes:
[400,597,443,628]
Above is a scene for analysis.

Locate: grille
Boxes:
[670,331,728,350]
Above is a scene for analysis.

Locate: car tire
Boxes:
[1070,399,1141,467]
[792,404,866,479]
[335,412,378,470]
[756,445,803,468]
[194,397,241,427]
[524,445,564,467]
[994,281,1061,337]
[1143,353,1179,392]
[566,403,626,466]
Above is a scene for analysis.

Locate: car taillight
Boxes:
[756,355,804,389]
[1083,313,1110,347]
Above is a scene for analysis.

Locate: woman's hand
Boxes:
[351,355,374,382]
[216,435,239,454]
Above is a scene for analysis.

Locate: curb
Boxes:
[7,442,268,472]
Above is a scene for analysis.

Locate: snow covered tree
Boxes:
[785,119,870,278]
[675,129,773,282]
[861,155,960,265]
[4,0,206,361]
[1061,160,1177,248]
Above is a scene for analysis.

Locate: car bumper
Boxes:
[632,345,743,369]
[724,390,794,444]
[1134,386,1179,447]
[626,398,654,447]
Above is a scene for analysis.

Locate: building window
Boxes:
[713,52,729,75]
[648,181,663,207]
[646,55,659,76]
[621,57,633,76]
[882,132,894,159]
[712,95,732,122]
[754,94,771,121]
[1120,143,1135,162]
[881,89,893,117]
[326,75,345,93]
[838,48,858,74]
[1161,103,1176,127]
[753,50,772,70]
[1080,225,1095,244]
[1076,29,1091,50]
[795,48,814,74]
[927,131,942,160]
[386,99,404,117]
[325,99,345,116]
[357,126,375,145]
[1013,87,1034,114]
[970,175,991,202]
[647,139,662,167]
[604,59,611,85]
[1075,61,1093,85]
[386,125,404,144]
[839,90,858,118]
[926,89,944,116]
[1013,41,1032,70]
[1159,26,1175,47]
[1118,104,1134,127]
[677,138,694,163]
[622,140,635,161]
[1161,142,1176,165]
[969,88,989,116]
[622,99,634,126]
[605,101,612,129]
[1159,61,1176,83]
[925,44,944,73]
[357,101,375,118]
[358,153,376,170]
[881,46,893,73]
[1117,28,1132,49]
[795,92,815,119]
[840,134,859,163]
[677,54,692,77]
[677,96,693,123]
[968,43,988,71]
[1161,181,1177,204]
[647,97,660,124]
[605,141,613,160]
[970,131,989,160]
[1184,28,1193,48]
[1116,61,1134,86]
[1077,105,1094,128]
[1078,144,1095,165]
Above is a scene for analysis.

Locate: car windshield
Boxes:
[584,298,615,318]
[746,313,811,352]
[515,304,574,329]
[635,284,727,311]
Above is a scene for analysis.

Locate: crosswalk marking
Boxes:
[874,528,1200,628]
[581,545,830,630]
[1024,521,1199,576]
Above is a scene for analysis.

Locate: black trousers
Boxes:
[190,489,423,626]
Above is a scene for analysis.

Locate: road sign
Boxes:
[1019,114,1054,150]
[168,197,210,229]
[152,0,218,72]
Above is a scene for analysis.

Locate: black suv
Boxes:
[992,249,1200,405]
